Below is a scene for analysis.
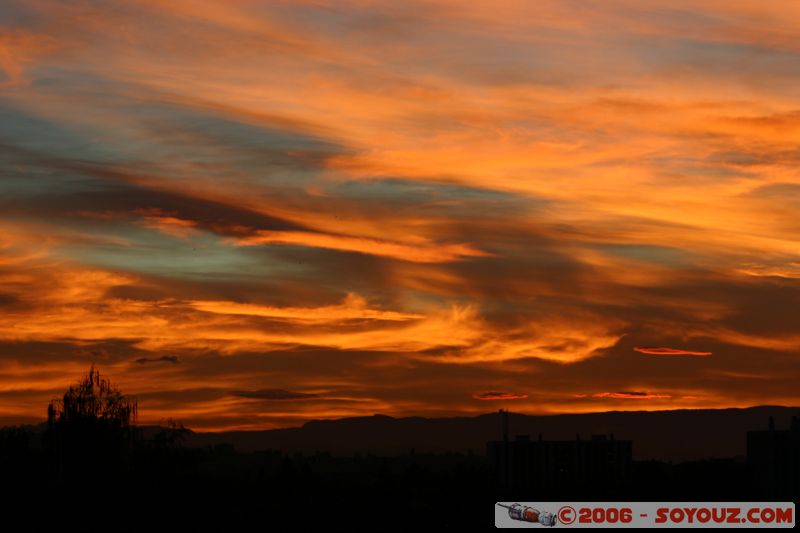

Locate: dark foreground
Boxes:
[1,423,794,529]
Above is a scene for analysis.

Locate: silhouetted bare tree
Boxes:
[47,364,137,428]
[46,365,138,479]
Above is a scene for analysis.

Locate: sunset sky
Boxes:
[1,0,799,431]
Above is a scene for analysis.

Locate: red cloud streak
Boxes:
[576,391,673,400]
[473,391,529,401]
[634,346,712,356]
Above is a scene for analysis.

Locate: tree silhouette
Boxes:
[46,365,138,480]
[47,364,137,428]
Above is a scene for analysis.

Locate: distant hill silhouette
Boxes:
[171,406,800,461]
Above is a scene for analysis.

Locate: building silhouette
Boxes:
[747,415,800,500]
[487,409,632,498]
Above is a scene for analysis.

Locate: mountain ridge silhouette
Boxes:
[9,405,798,461]
[183,405,800,461]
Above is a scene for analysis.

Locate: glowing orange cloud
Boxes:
[188,293,424,322]
[428,314,627,364]
[231,230,489,263]
[135,208,199,238]
[634,347,713,357]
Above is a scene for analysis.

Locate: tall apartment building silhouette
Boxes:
[747,415,800,500]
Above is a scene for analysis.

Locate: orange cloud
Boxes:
[0,31,57,88]
[135,208,199,238]
[231,230,489,263]
[0,241,622,365]
[734,263,800,279]
[188,293,423,322]
[634,347,713,356]
[427,314,627,364]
